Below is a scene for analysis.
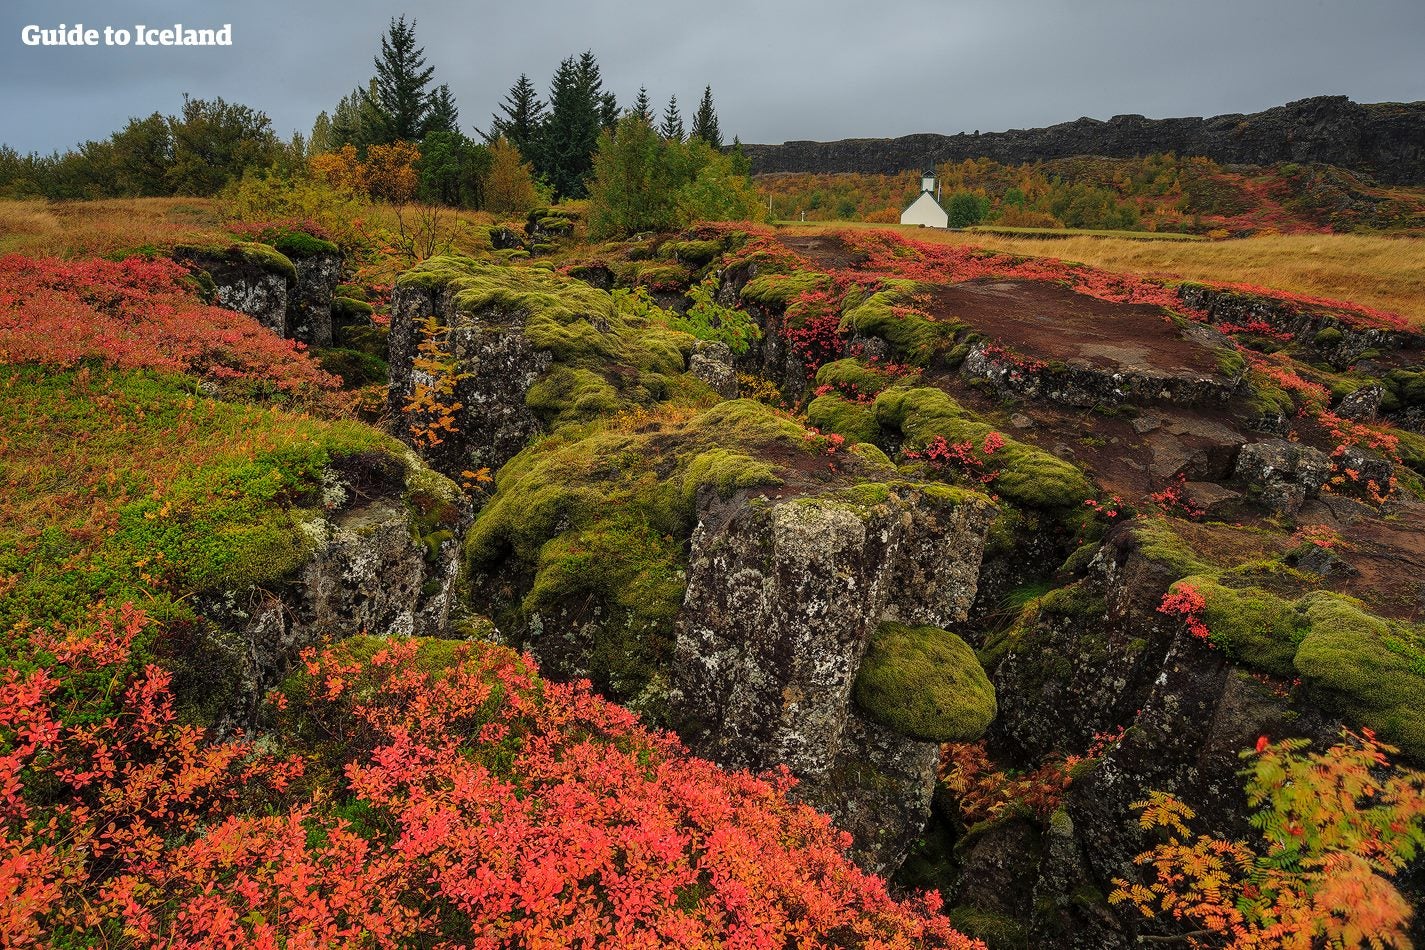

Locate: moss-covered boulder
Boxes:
[388,255,700,477]
[173,242,296,336]
[853,622,997,742]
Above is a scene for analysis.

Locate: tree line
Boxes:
[0,14,738,220]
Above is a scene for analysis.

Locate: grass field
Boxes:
[963,225,1207,241]
[779,221,1425,325]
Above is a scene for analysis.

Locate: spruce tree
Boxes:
[600,91,620,131]
[426,84,459,135]
[372,15,434,142]
[309,111,334,154]
[541,51,606,199]
[690,85,721,148]
[631,87,653,123]
[488,74,546,165]
[660,95,684,141]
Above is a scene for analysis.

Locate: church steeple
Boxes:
[921,169,936,194]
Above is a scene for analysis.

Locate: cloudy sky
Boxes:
[2,0,1423,154]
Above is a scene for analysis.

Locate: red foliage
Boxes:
[1158,583,1210,640]
[904,432,1005,484]
[1,608,984,949]
[0,254,338,396]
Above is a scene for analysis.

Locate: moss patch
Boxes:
[853,622,997,742]
[874,386,1093,510]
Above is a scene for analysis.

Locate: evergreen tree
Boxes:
[631,87,653,123]
[540,51,606,199]
[426,84,459,135]
[488,74,546,166]
[309,111,334,154]
[600,91,620,131]
[690,86,721,148]
[372,15,435,141]
[660,95,684,141]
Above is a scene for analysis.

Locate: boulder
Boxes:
[174,242,295,336]
[286,248,342,347]
[671,483,996,871]
[688,339,739,398]
[1233,438,1332,514]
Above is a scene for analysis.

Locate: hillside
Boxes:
[6,188,1424,946]
[756,154,1425,235]
[743,96,1425,185]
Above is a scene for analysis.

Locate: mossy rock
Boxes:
[269,231,340,258]
[175,242,297,283]
[806,394,880,444]
[739,270,832,307]
[658,238,724,266]
[840,282,960,364]
[853,622,997,742]
[333,296,375,322]
[874,386,1093,511]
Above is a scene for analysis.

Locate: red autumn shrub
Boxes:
[0,254,338,397]
[1,607,985,949]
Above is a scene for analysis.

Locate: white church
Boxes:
[900,169,949,228]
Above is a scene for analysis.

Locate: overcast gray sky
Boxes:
[2,0,1423,154]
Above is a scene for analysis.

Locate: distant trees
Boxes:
[587,114,761,238]
[0,95,278,199]
[488,74,546,167]
[484,137,539,214]
[944,191,990,228]
[690,86,721,148]
[659,96,685,142]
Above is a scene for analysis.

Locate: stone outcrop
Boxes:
[175,243,293,336]
[183,449,468,732]
[671,484,996,871]
[388,273,553,477]
[986,528,1337,947]
[744,96,1425,185]
[286,248,342,346]
[173,240,346,347]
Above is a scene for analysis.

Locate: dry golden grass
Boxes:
[0,198,229,257]
[781,221,1425,325]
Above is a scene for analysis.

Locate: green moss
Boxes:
[853,622,997,742]
[739,270,832,307]
[1132,517,1215,575]
[840,282,960,364]
[332,295,374,322]
[1313,326,1344,346]
[1181,577,1306,677]
[313,347,387,387]
[1293,592,1425,759]
[1214,346,1248,378]
[269,232,340,258]
[175,241,297,282]
[806,394,880,444]
[849,442,893,468]
[874,386,1093,510]
[814,358,912,398]
[658,238,724,265]
[947,906,1028,950]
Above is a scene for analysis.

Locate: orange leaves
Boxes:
[403,315,468,451]
[1,608,985,948]
[1110,730,1425,948]
[310,141,421,203]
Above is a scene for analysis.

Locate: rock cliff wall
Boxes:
[745,96,1425,185]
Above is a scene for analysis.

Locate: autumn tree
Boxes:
[691,85,722,148]
[587,114,679,237]
[1110,730,1425,948]
[484,137,538,214]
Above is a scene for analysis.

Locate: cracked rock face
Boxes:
[174,247,291,337]
[671,485,993,872]
[388,281,553,477]
[192,454,468,732]
[288,251,342,347]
